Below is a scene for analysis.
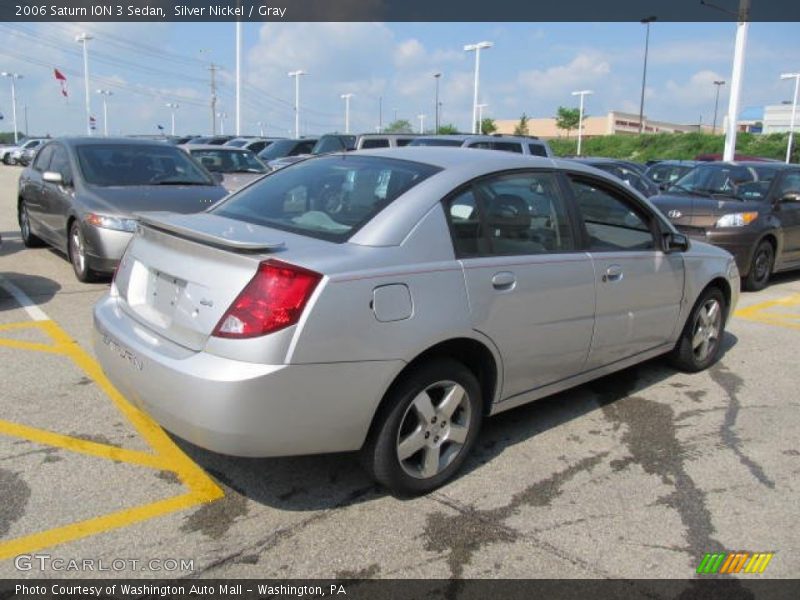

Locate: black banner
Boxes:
[2,580,800,600]
[2,0,800,22]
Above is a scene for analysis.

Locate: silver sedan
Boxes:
[94,148,740,494]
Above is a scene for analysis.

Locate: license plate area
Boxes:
[149,270,187,316]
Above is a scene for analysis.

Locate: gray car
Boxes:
[18,137,228,282]
[94,148,739,494]
[408,134,553,157]
[182,144,270,193]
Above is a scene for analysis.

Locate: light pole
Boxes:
[217,112,227,135]
[434,72,441,133]
[477,103,488,133]
[166,102,179,136]
[712,80,726,134]
[723,0,751,161]
[0,72,22,143]
[76,32,94,136]
[571,90,594,156]
[417,113,426,134]
[235,21,241,136]
[464,41,493,134]
[637,17,656,134]
[781,72,800,164]
[257,121,264,136]
[341,93,354,134]
[288,70,306,138]
[96,89,112,136]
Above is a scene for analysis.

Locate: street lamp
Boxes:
[288,70,306,138]
[75,32,94,136]
[166,102,179,136]
[638,17,657,134]
[0,72,22,143]
[417,113,426,134]
[781,72,800,163]
[464,41,493,134]
[477,103,488,133]
[217,112,227,135]
[341,93,354,134]
[257,121,265,136]
[571,90,593,156]
[434,72,441,133]
[96,89,112,136]
[712,80,726,134]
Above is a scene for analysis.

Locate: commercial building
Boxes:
[494,110,710,139]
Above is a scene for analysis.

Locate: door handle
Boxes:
[491,271,516,290]
[602,265,623,282]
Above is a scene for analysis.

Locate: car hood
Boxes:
[80,184,228,217]
[650,193,764,228]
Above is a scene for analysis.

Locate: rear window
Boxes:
[211,155,440,242]
[528,143,548,157]
[360,138,390,149]
[408,138,464,147]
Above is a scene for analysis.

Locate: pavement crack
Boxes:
[710,362,775,489]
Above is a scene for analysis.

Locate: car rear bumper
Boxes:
[93,294,403,457]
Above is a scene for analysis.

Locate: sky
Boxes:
[0,21,798,137]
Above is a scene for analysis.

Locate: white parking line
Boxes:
[0,274,50,321]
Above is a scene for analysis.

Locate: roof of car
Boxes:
[412,134,544,143]
[182,144,256,152]
[55,136,179,148]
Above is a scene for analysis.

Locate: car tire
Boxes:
[668,286,727,373]
[743,240,774,292]
[68,221,99,283]
[2,154,10,165]
[18,201,44,248]
[361,358,482,495]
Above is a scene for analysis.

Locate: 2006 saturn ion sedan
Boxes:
[94,148,740,494]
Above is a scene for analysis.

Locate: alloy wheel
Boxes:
[691,298,722,362]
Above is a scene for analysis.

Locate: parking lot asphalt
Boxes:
[0,164,798,582]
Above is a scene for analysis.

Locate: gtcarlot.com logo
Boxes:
[15,553,194,572]
[696,551,774,575]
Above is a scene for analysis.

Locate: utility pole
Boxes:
[166,102,179,136]
[712,80,726,134]
[288,70,306,138]
[235,20,241,136]
[341,93,354,134]
[638,17,657,134]
[209,63,219,135]
[23,104,28,136]
[434,73,441,133]
[75,33,93,136]
[723,0,750,161]
[217,112,227,135]
[418,113,425,134]
[781,72,800,163]
[257,121,264,136]
[0,72,22,143]
[97,89,112,136]
[378,96,383,133]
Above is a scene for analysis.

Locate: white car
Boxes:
[2,139,46,165]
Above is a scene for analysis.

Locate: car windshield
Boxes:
[259,139,307,161]
[648,164,693,184]
[669,164,776,200]
[211,155,440,242]
[408,138,464,147]
[189,149,267,173]
[311,135,357,154]
[76,144,214,186]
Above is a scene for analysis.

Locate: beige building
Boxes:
[495,111,710,139]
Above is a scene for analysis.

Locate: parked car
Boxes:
[258,137,319,169]
[645,160,701,188]
[225,137,284,154]
[18,137,228,282]
[182,145,270,193]
[94,147,739,494]
[695,153,779,163]
[268,134,358,170]
[186,135,236,146]
[570,157,660,197]
[650,161,800,290]
[408,134,553,158]
[2,138,46,165]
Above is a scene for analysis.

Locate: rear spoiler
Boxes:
[135,212,285,252]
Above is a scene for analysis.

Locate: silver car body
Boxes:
[94,148,739,458]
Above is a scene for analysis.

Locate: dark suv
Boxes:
[651,162,800,290]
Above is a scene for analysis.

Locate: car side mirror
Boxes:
[779,191,800,204]
[664,232,689,253]
[42,171,63,184]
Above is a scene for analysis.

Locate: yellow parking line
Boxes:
[735,292,800,330]
[0,317,223,558]
[0,419,166,470]
[0,493,204,561]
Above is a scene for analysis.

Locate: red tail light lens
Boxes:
[212,260,322,338]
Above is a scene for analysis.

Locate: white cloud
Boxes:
[517,53,611,99]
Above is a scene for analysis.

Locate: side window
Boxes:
[360,138,390,149]
[445,172,575,257]
[48,146,73,184]
[467,141,492,150]
[528,143,548,157]
[570,178,655,251]
[777,172,800,196]
[33,144,54,172]
[396,138,413,147]
[491,142,523,154]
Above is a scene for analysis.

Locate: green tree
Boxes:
[437,123,460,134]
[555,106,582,139]
[513,113,530,136]
[480,118,497,135]
[384,119,413,133]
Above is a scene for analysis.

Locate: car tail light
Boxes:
[212,260,322,338]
